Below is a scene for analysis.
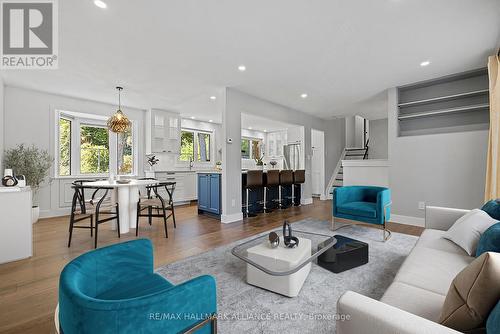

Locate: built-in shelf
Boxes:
[397,68,489,136]
[398,103,489,121]
[398,89,489,108]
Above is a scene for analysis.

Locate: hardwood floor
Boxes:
[0,199,423,333]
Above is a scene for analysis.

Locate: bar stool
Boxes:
[264,170,280,213]
[293,170,305,206]
[279,170,294,209]
[243,170,263,217]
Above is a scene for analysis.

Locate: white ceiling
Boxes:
[2,0,499,121]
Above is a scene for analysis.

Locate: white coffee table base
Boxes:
[246,237,312,297]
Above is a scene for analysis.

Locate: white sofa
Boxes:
[337,206,475,334]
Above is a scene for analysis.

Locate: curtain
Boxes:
[485,54,500,201]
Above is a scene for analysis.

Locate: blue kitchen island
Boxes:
[197,172,221,217]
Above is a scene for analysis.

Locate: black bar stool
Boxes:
[264,170,280,212]
[293,170,305,206]
[243,170,263,217]
[279,170,294,209]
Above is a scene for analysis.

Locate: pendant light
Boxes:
[107,86,130,133]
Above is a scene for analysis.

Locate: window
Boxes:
[56,110,136,176]
[80,125,109,174]
[117,127,133,174]
[241,138,262,160]
[197,132,210,162]
[59,118,71,176]
[179,129,212,163]
[241,139,250,159]
[180,130,194,161]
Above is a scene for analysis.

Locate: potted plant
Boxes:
[254,156,264,170]
[3,144,53,223]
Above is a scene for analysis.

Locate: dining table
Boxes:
[82,179,159,234]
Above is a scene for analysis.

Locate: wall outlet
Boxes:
[418,201,426,210]
[231,199,235,207]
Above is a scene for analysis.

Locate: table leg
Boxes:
[129,186,139,230]
[110,189,118,230]
[117,187,130,234]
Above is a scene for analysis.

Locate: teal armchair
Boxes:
[333,186,392,241]
[59,239,217,334]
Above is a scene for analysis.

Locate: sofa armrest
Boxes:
[425,206,470,231]
[337,291,461,334]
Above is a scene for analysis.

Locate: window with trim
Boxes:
[56,110,136,176]
[179,129,212,163]
[241,138,262,159]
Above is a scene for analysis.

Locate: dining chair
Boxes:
[136,182,176,238]
[68,181,120,249]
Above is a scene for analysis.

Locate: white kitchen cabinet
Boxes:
[150,109,181,154]
[155,171,197,204]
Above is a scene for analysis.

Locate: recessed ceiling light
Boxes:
[209,96,216,100]
[420,60,431,67]
[190,116,195,119]
[263,129,267,132]
[301,93,308,99]
[248,127,252,130]
[209,119,213,123]
[238,65,246,72]
[94,0,107,9]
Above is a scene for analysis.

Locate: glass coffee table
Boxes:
[231,230,336,297]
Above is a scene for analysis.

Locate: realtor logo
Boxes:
[1,0,58,69]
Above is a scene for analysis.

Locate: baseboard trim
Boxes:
[40,208,70,219]
[301,198,313,205]
[319,194,329,201]
[221,212,243,224]
[390,214,425,227]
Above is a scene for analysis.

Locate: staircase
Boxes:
[326,143,369,198]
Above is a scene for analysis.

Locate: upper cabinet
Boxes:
[266,130,287,157]
[149,109,181,154]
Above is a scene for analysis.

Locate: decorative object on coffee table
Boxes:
[283,220,299,248]
[268,231,280,248]
[318,235,368,273]
[232,229,336,297]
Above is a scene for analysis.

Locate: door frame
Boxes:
[311,128,326,200]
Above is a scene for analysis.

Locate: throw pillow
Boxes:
[439,252,500,331]
[482,199,500,220]
[443,209,497,256]
[476,222,500,257]
[487,301,500,334]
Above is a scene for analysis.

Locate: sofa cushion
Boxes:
[381,281,446,322]
[443,209,498,256]
[337,201,377,218]
[394,246,474,296]
[415,229,469,255]
[439,252,500,332]
[97,273,173,300]
[482,199,500,220]
[476,222,500,257]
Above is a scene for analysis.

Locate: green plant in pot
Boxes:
[254,155,264,170]
[3,144,53,223]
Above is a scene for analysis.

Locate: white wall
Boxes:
[222,88,344,222]
[0,78,4,173]
[368,118,388,159]
[388,88,488,224]
[3,86,147,217]
[345,115,365,148]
